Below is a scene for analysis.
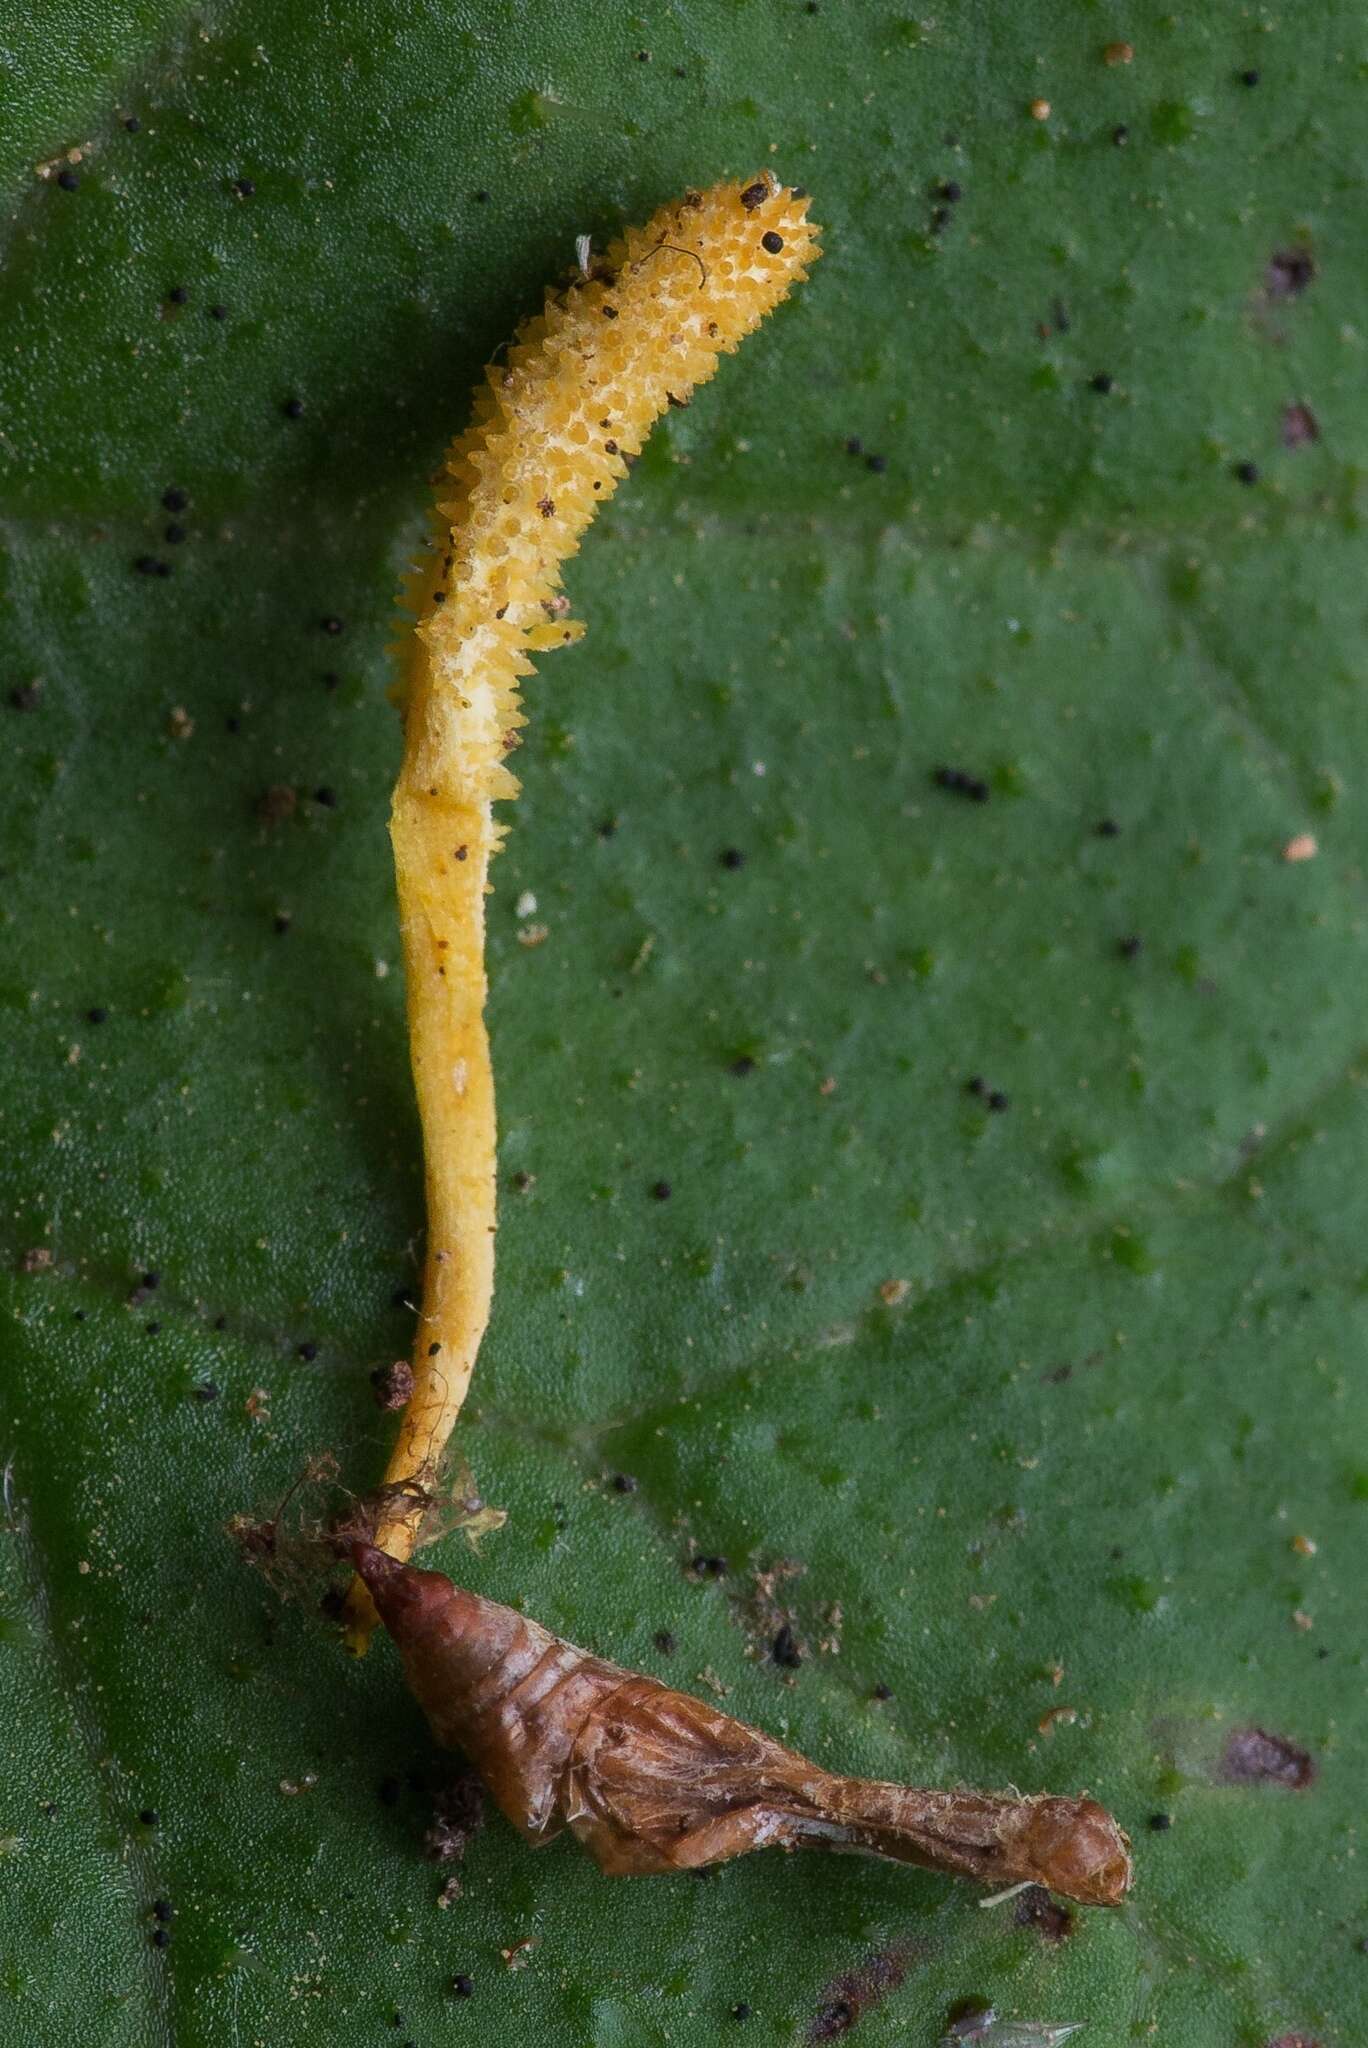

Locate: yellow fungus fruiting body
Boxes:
[344,175,819,1651]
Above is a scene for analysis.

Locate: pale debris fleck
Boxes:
[1283,832,1318,862]
[1037,1704,1079,1736]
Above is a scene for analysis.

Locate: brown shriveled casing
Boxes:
[354,1545,1132,1906]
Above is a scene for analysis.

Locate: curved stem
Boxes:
[344,173,821,1650]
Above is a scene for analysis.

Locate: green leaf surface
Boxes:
[3,4,1365,2043]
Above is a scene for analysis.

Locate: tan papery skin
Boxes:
[354,1545,1133,1906]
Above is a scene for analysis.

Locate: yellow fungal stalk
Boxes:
[345,173,819,1650]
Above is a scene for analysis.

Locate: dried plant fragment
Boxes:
[353,1546,1132,1907]
[344,174,820,1649]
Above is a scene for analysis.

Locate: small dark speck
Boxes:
[427,1340,442,1357]
[124,116,142,133]
[597,816,618,838]
[212,1313,227,1330]
[865,452,887,473]
[1240,67,1261,86]
[152,1899,173,1922]
[934,765,989,802]
[322,670,340,690]
[296,1341,318,1361]
[966,1075,985,1096]
[451,1973,475,1997]
[872,1681,894,1701]
[728,1055,756,1077]
[473,189,490,203]
[233,176,256,197]
[1090,372,1114,394]
[142,1271,160,1290]
[844,435,863,456]
[636,48,650,61]
[1267,247,1315,298]
[761,230,784,254]
[1112,123,1130,145]
[56,167,80,191]
[9,682,41,711]
[134,555,172,577]
[209,303,228,320]
[1096,817,1121,837]
[740,180,768,212]
[806,1,820,12]
[654,1629,676,1653]
[772,1624,802,1669]
[1147,1812,1172,1831]
[192,1381,220,1402]
[611,1473,638,1494]
[1234,460,1260,485]
[87,1006,108,1025]
[139,1809,159,1827]
[313,785,338,807]
[164,523,187,544]
[987,1090,1009,1113]
[151,1927,171,1948]
[732,2003,752,2021]
[650,1179,672,1201]
[162,487,188,512]
[1117,934,1142,960]
[273,913,291,935]
[320,615,343,634]
[672,65,686,77]
[938,178,963,202]
[167,284,188,305]
[225,715,240,734]
[719,847,746,870]
[692,1554,727,1578]
[283,397,305,419]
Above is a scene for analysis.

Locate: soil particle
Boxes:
[772,1623,802,1669]
[807,1947,912,2041]
[255,784,297,825]
[1220,1726,1316,1789]
[1266,248,1315,299]
[370,1360,414,1410]
[1014,1883,1075,1942]
[424,1769,485,1867]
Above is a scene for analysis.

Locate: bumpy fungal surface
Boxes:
[346,175,820,1648]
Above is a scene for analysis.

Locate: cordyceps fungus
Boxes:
[342,172,821,1649]
[352,1545,1132,1906]
[337,170,1132,1910]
